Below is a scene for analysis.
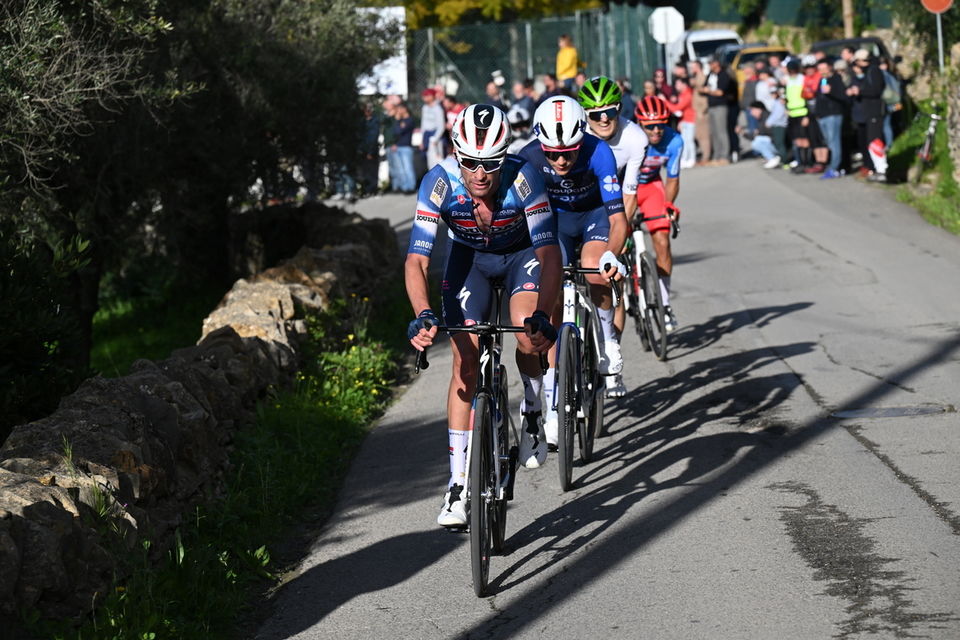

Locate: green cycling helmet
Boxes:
[577,75,622,109]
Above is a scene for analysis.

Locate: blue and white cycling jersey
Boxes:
[517,135,625,217]
[407,155,557,257]
[636,126,683,185]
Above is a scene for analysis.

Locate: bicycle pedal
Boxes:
[505,445,519,501]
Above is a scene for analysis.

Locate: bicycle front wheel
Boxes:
[630,247,651,351]
[491,366,509,553]
[556,324,578,492]
[579,311,604,462]
[470,393,494,597]
[641,252,668,360]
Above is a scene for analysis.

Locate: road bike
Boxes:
[553,264,616,491]
[622,214,678,361]
[415,281,546,597]
[910,105,942,185]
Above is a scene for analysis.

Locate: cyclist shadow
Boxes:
[665,302,813,360]
[486,340,815,594]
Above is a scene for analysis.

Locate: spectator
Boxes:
[689,60,712,164]
[512,79,536,115]
[784,59,811,172]
[879,57,902,148]
[556,34,581,92]
[755,66,777,112]
[840,46,856,67]
[847,49,888,182]
[484,81,506,111]
[420,88,446,169]
[673,76,697,169]
[767,53,787,85]
[642,79,657,99]
[441,94,465,157]
[536,73,562,107]
[748,99,788,168]
[505,104,534,154]
[390,102,416,193]
[672,62,689,82]
[815,58,847,179]
[574,71,588,95]
[653,68,673,101]
[617,77,637,123]
[802,55,829,173]
[740,65,759,136]
[358,102,381,195]
[381,95,400,192]
[700,57,735,164]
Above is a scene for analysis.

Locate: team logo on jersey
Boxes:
[560,179,575,189]
[523,258,540,276]
[457,194,466,205]
[430,177,447,207]
[586,223,596,233]
[457,286,471,311]
[523,282,536,290]
[514,173,532,201]
[526,203,550,218]
[602,175,621,193]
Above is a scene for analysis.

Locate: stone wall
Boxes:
[0,205,399,623]
[949,43,960,185]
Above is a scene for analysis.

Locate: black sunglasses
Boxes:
[587,106,619,122]
[641,123,665,131]
[543,148,580,161]
[458,156,504,172]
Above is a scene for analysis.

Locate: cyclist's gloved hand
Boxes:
[407,309,438,341]
[599,250,627,279]
[665,201,681,220]
[524,309,557,346]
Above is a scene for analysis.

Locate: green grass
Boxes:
[91,286,224,378]
[29,284,403,639]
[889,101,960,236]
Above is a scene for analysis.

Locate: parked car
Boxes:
[715,41,767,67]
[667,29,743,69]
[811,36,899,64]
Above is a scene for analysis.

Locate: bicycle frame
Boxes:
[558,266,604,419]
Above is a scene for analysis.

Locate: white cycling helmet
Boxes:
[451,103,512,160]
[506,104,531,127]
[532,95,587,149]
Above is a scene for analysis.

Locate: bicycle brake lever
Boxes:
[415,348,429,372]
[539,351,548,375]
[672,218,680,239]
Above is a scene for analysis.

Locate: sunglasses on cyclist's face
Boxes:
[587,106,619,122]
[642,123,665,132]
[458,155,505,173]
[542,146,580,162]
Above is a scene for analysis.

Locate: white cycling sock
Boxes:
[597,305,616,341]
[660,275,671,307]
[448,429,469,488]
[520,372,542,413]
[543,367,556,414]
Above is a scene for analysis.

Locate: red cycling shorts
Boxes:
[635,181,671,233]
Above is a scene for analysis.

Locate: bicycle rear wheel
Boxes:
[491,366,509,553]
[556,324,577,492]
[470,393,494,597]
[641,252,668,360]
[578,312,604,463]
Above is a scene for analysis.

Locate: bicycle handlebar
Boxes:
[414,321,549,374]
[563,264,622,307]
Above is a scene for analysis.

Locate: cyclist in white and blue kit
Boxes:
[517,95,628,448]
[405,104,562,527]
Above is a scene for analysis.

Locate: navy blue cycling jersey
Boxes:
[517,135,625,217]
[407,155,557,257]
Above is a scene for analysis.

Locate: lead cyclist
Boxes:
[577,75,650,398]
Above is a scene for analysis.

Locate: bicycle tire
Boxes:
[641,252,668,360]
[630,247,652,352]
[579,311,604,463]
[491,366,509,553]
[556,324,577,492]
[470,393,493,597]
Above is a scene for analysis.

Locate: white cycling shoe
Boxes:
[437,483,467,527]
[519,411,548,469]
[543,406,559,451]
[664,306,678,333]
[599,340,623,375]
[605,374,626,398]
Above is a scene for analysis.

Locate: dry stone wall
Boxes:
[0,205,399,623]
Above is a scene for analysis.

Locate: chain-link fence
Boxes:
[409,5,662,106]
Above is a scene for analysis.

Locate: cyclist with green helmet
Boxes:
[577,75,650,398]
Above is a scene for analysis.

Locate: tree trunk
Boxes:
[842,0,855,38]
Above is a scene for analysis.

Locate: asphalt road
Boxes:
[257,162,960,639]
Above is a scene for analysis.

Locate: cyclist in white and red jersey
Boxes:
[578,75,649,398]
[632,96,683,332]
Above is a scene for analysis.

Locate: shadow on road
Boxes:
[464,332,960,637]
[666,302,814,359]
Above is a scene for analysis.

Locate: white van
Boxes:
[666,29,743,69]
